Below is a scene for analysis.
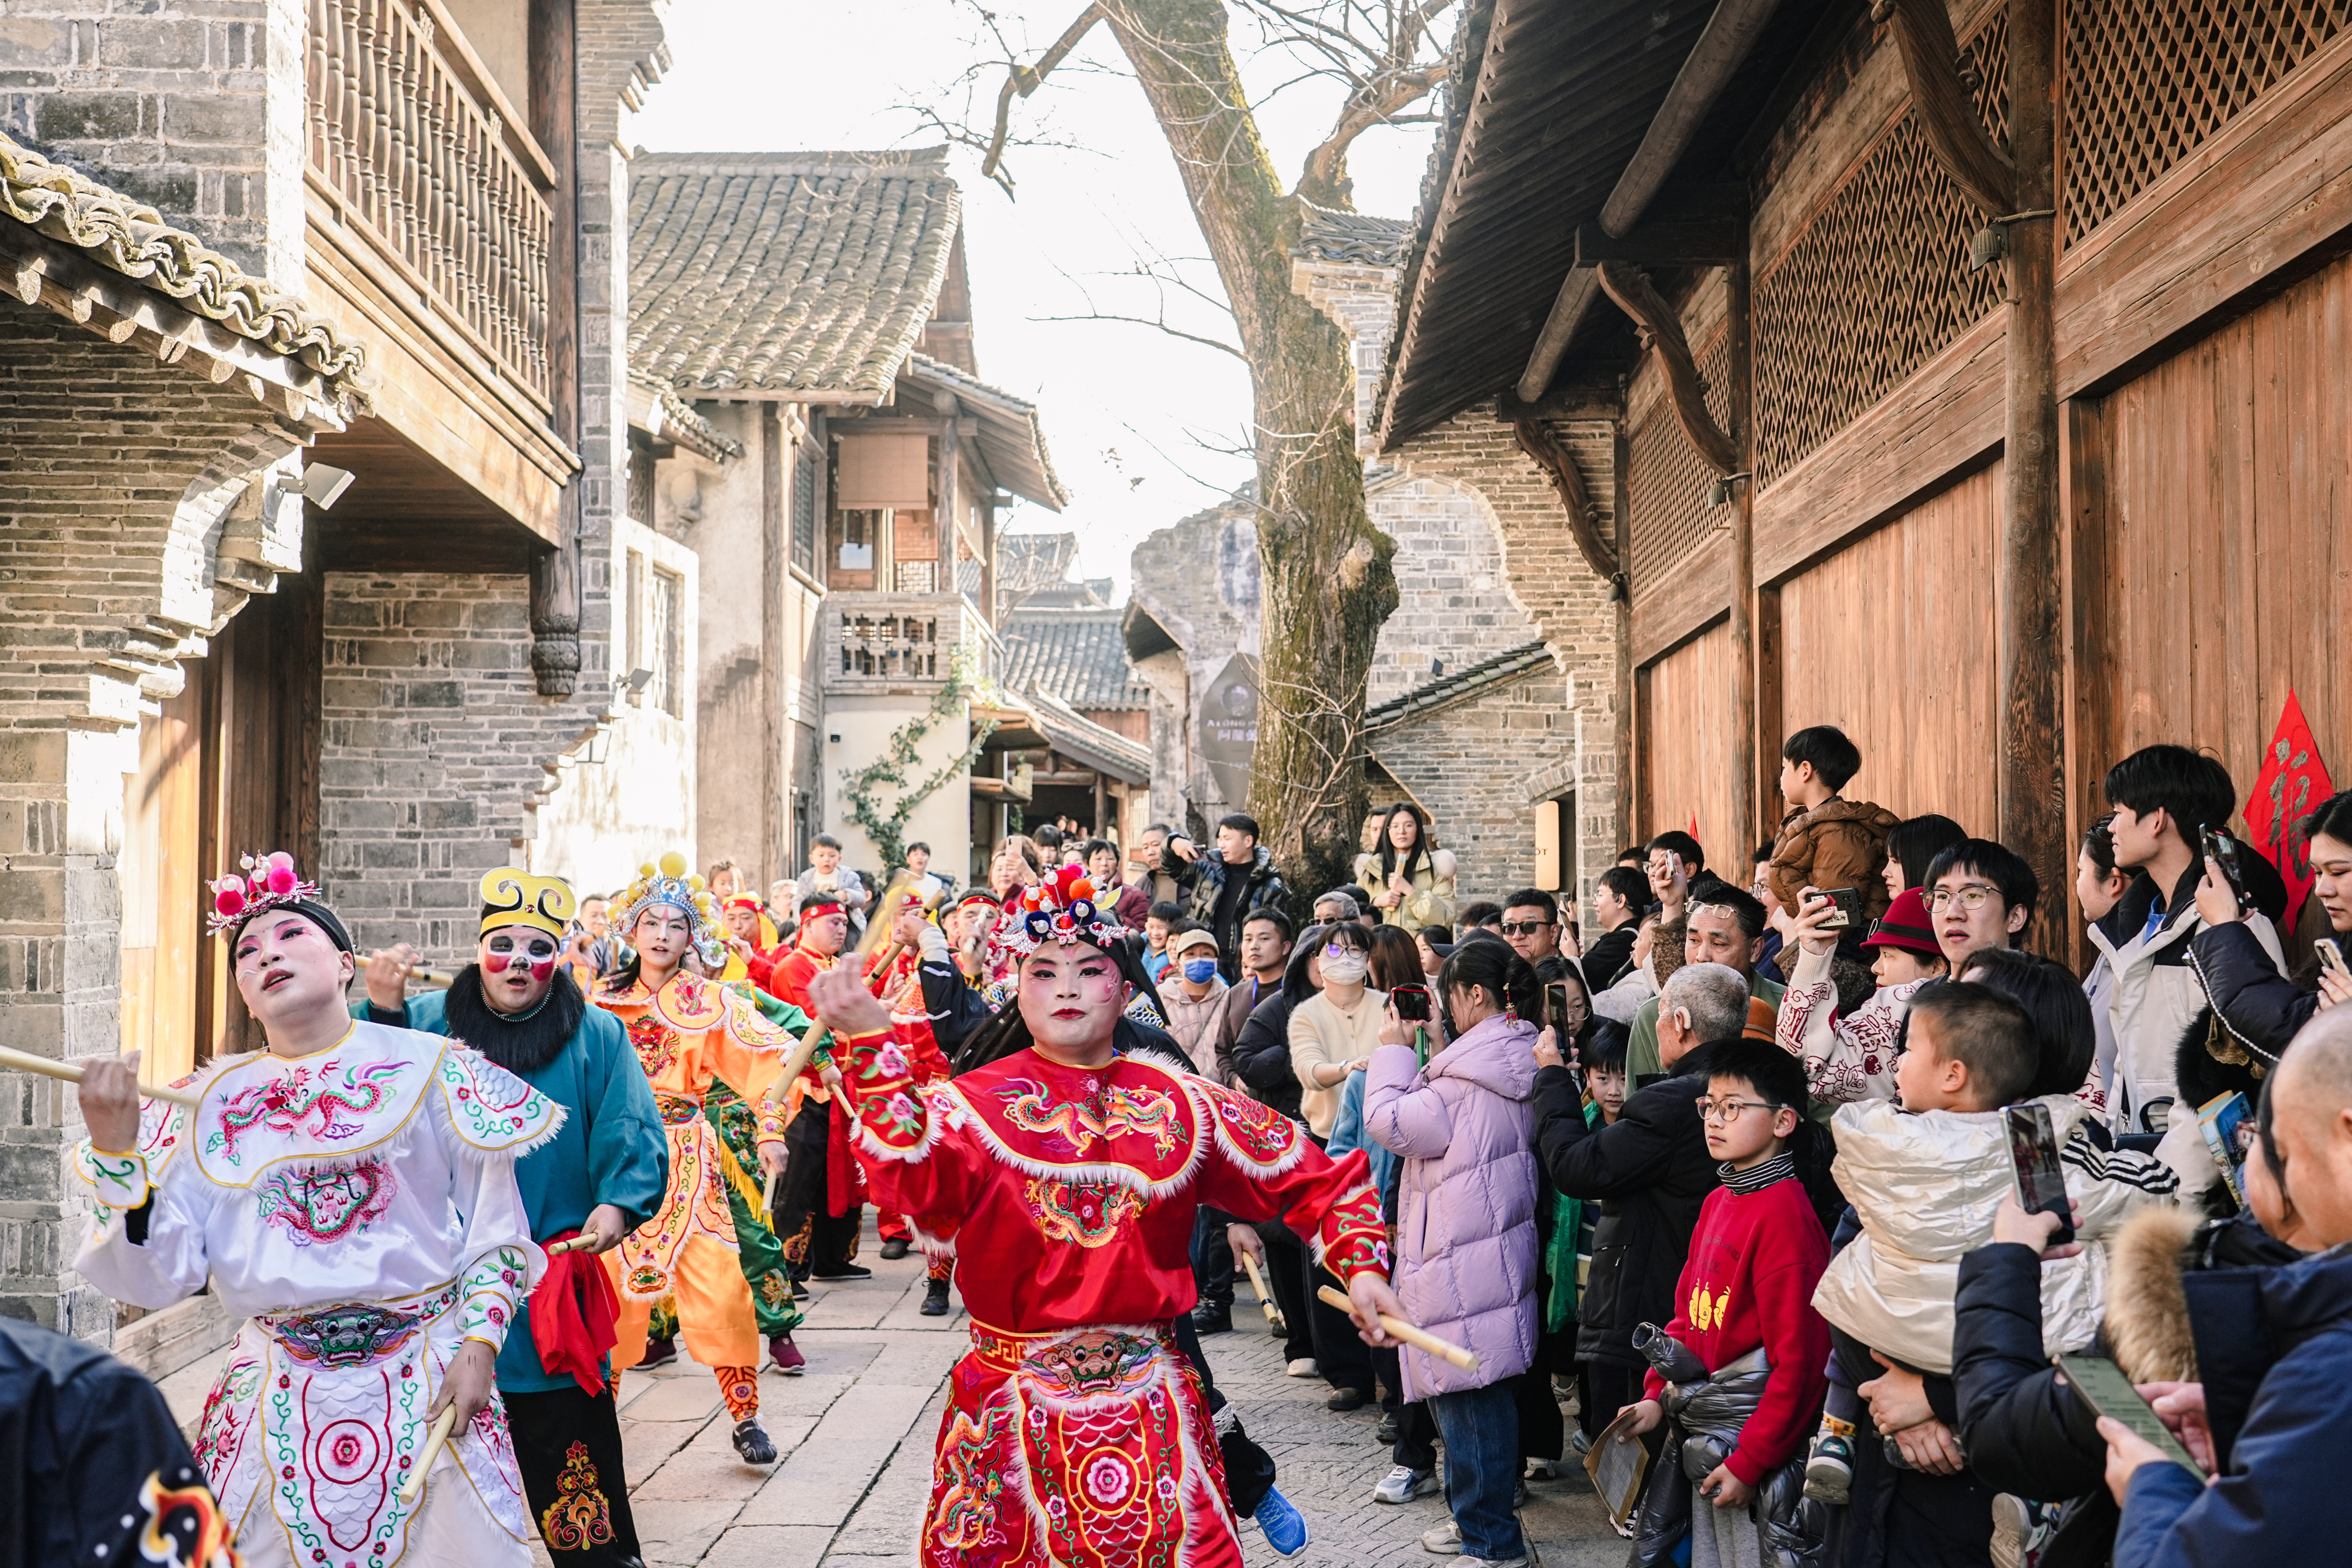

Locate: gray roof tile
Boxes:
[628,149,961,398]
[998,606,1149,711]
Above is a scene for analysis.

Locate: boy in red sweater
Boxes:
[1621,1040,1831,1560]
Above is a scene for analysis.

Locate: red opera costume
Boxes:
[827,868,1390,1568]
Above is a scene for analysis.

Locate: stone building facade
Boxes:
[1289,210,1626,918]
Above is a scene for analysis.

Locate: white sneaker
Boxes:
[1374,1466,1440,1504]
[1285,1357,1319,1378]
[1458,1558,1528,1567]
[1420,1519,1462,1555]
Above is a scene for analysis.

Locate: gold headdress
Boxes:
[479,870,576,940]
[616,849,724,964]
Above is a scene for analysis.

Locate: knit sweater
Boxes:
[1642,1168,1832,1487]
[1287,987,1388,1137]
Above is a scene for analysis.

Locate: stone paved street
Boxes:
[161,1225,1627,1565]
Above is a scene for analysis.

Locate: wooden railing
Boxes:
[306,0,552,403]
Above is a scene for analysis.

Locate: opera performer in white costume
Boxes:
[73,851,564,1568]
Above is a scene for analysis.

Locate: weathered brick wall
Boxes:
[1365,467,1544,708]
[319,573,597,963]
[1392,404,1624,929]
[1127,491,1262,820]
[0,0,307,284]
[0,303,312,1333]
[1370,665,1574,898]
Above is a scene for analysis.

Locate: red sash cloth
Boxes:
[827,1091,868,1217]
[530,1229,622,1395]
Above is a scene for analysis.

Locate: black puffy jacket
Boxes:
[1229,988,1305,1123]
[2190,918,2320,1069]
[1533,1041,1730,1366]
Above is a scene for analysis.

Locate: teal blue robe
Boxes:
[356,991,669,1393]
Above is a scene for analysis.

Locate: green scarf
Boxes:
[1541,1099,1604,1332]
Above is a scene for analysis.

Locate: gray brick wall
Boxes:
[318,572,597,964]
[1364,469,1543,708]
[0,0,307,284]
[1370,665,1573,899]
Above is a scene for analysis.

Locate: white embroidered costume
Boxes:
[74,1021,562,1568]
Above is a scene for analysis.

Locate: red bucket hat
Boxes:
[1861,887,1940,958]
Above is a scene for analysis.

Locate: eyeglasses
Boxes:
[1923,884,1999,911]
[1500,921,1554,936]
[1693,1097,1781,1124]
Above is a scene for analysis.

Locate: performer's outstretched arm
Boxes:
[1190,1075,1390,1283]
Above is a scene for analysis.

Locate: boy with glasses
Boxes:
[1616,1041,1830,1564]
[1921,838,2039,971]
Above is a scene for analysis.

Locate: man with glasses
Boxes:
[1919,837,2038,972]
[1626,886,1784,1078]
[1502,887,1567,965]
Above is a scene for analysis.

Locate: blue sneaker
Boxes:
[1255,1485,1311,1557]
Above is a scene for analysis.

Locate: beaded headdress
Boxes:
[1000,864,1128,959]
[616,850,723,964]
[480,870,576,940]
[206,850,353,953]
[207,851,323,935]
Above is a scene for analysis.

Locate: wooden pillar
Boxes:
[2002,0,2065,952]
[1725,233,1759,850]
[762,405,787,883]
[528,0,581,696]
[1615,422,1636,844]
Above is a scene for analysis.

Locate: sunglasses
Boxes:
[1499,921,1553,936]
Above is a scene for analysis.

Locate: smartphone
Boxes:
[1391,984,1432,1022]
[2318,937,2350,984]
[1546,982,1574,1033]
[2005,1101,2076,1245]
[2053,1353,2202,1472]
[2199,828,2246,909]
[1806,887,1862,931]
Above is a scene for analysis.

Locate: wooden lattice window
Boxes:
[1751,14,2009,487]
[2064,0,2350,245]
[1628,326,1734,586]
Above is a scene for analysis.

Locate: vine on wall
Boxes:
[839,655,1002,872]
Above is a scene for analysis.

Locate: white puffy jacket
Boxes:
[1811,1093,2174,1374]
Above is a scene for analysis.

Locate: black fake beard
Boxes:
[443,963,586,1074]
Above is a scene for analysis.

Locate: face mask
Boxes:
[1181,957,1220,984]
[1320,949,1369,985]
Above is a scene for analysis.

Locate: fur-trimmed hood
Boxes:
[2106,1206,2200,1384]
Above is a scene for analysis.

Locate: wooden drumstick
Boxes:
[1318,1285,1480,1372]
[405,965,457,989]
[0,1045,201,1109]
[762,1167,781,1213]
[399,1405,460,1505]
[543,1235,593,1256]
[1240,1253,1284,1329]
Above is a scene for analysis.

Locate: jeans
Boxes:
[1429,1381,1525,1561]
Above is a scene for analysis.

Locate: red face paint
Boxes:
[485,952,512,975]
[528,956,557,982]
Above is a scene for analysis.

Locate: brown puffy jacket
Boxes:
[1766,797,1899,921]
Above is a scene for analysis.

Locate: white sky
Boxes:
[631,1,1448,597]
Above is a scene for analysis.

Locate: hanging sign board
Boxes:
[1197,654,1260,809]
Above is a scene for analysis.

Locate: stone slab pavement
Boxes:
[160,1222,1627,1565]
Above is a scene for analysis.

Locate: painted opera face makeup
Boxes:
[480,925,561,1015]
[1018,942,1130,1058]
[233,913,355,1030]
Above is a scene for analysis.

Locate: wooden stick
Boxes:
[1240,1253,1285,1330]
[405,965,457,989]
[399,1405,460,1505]
[543,1235,593,1256]
[1318,1285,1479,1372]
[762,1168,781,1214]
[0,1045,201,1109]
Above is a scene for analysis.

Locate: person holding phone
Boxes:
[2194,790,2352,1064]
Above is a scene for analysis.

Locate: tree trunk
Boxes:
[1102,0,1400,904]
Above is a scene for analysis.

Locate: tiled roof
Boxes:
[627,369,742,461]
[1026,687,1152,784]
[628,149,962,399]
[1292,202,1411,267]
[0,130,370,416]
[998,606,1149,711]
[899,353,1067,509]
[1366,640,1554,727]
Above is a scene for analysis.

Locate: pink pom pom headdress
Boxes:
[206,850,323,935]
[999,863,1129,959]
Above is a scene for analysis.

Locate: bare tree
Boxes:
[938,0,1454,902]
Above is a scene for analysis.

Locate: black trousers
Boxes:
[1393,1398,1440,1471]
[1171,1311,1278,1518]
[775,1098,861,1278]
[1300,1242,1374,1397]
[1255,1220,1316,1364]
[505,1383,641,1565]
[1578,1355,1644,1442]
[1193,1205,1237,1307]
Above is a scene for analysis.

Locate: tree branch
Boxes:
[979,3,1111,194]
[1029,309,1248,360]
